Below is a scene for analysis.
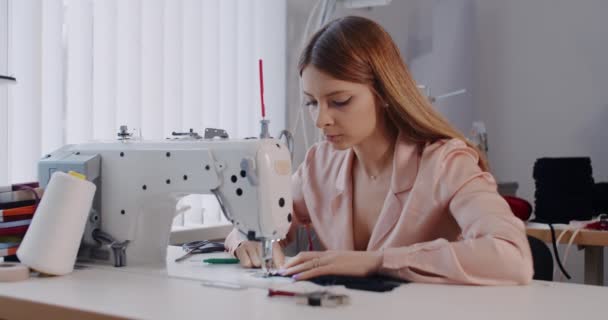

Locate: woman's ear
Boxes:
[372,93,385,109]
[372,88,389,109]
[378,98,390,110]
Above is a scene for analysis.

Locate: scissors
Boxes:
[268,289,350,307]
[174,240,226,262]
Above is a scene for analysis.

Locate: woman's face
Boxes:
[301,65,381,150]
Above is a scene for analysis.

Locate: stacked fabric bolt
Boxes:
[1,183,42,261]
[533,157,594,224]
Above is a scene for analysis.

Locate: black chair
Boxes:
[527,235,553,281]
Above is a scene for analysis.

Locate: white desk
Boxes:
[1,246,607,320]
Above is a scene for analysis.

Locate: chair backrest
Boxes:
[527,235,553,281]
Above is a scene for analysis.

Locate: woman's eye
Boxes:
[304,100,318,107]
[332,97,351,107]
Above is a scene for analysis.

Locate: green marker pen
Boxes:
[203,258,240,264]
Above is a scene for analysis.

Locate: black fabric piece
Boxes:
[533,158,592,179]
[2,255,20,262]
[593,182,608,213]
[534,185,594,197]
[548,224,571,280]
[196,242,226,253]
[534,192,594,202]
[527,235,553,281]
[533,198,594,224]
[308,297,321,306]
[0,199,37,210]
[533,176,594,185]
[533,157,595,223]
[307,275,408,292]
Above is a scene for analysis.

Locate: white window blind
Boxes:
[1,0,286,227]
[0,0,9,184]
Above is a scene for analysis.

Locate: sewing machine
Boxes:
[37,127,293,271]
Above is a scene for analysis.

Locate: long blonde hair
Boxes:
[298,16,489,171]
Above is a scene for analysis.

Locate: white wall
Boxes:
[474,0,608,285]
[0,0,8,185]
[0,0,6,75]
[474,0,608,202]
[426,0,474,134]
[287,0,608,286]
[285,0,315,166]
[350,0,475,135]
[287,0,477,165]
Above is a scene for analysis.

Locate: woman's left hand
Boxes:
[279,250,383,280]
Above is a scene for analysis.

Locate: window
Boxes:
[1,0,286,229]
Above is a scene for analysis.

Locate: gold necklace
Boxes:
[368,166,390,181]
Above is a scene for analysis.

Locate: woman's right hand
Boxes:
[234,240,285,269]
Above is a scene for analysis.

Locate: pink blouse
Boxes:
[226,134,533,285]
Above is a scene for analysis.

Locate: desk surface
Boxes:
[1,246,607,320]
[526,223,608,246]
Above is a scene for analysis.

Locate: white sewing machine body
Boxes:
[38,136,293,268]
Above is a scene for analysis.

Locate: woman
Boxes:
[225,16,533,285]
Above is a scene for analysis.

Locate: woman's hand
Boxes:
[279,250,383,280]
[234,241,285,269]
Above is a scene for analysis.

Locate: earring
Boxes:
[384,103,389,108]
